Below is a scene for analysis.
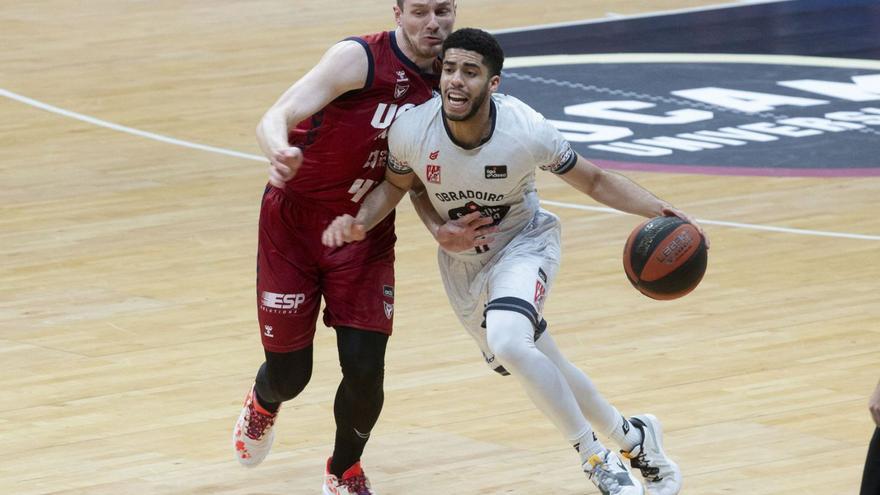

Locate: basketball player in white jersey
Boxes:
[323,28,706,495]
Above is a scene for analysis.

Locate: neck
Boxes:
[394,27,435,72]
[445,101,493,149]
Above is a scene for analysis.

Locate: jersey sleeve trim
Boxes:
[387,153,413,175]
[553,145,577,175]
[541,144,577,175]
[343,36,374,90]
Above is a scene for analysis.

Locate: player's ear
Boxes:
[393,3,402,25]
[489,74,501,92]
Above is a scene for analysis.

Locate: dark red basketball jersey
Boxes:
[284,31,440,216]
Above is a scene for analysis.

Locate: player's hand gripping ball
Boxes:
[623,216,708,300]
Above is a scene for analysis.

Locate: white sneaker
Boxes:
[322,457,377,495]
[584,449,645,495]
[623,414,682,495]
[232,386,278,467]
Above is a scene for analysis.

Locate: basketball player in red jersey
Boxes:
[231,2,477,494]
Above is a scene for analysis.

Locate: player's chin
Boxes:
[442,103,469,121]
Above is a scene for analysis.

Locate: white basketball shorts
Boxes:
[437,208,562,371]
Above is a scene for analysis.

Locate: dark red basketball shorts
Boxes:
[256,187,396,352]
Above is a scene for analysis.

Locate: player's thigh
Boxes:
[256,189,323,352]
[489,251,558,316]
[321,245,396,335]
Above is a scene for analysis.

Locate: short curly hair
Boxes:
[442,28,504,77]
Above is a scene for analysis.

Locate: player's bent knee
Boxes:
[340,359,385,394]
[256,347,314,403]
[336,326,388,394]
[486,304,540,365]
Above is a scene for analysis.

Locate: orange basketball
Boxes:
[623,216,707,300]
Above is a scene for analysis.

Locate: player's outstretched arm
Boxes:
[322,169,414,247]
[560,153,709,245]
[256,40,369,187]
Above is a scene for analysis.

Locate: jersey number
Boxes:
[348,178,376,203]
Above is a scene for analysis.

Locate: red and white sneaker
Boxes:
[322,457,377,495]
[232,386,278,467]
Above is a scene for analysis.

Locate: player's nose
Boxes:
[425,13,439,30]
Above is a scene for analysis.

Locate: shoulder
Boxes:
[402,95,442,121]
[494,93,547,128]
[327,37,372,60]
[317,38,371,77]
[350,31,390,47]
[494,93,557,144]
[390,96,442,140]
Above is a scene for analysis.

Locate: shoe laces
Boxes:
[587,454,622,493]
[245,402,276,440]
[340,473,370,495]
[624,444,662,482]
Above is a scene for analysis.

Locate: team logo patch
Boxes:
[394,70,410,99]
[426,164,441,184]
[429,149,440,160]
[447,201,510,226]
[484,165,508,179]
[387,153,411,174]
[534,280,546,313]
[538,267,547,283]
[383,301,394,319]
[383,285,394,299]
[260,291,305,314]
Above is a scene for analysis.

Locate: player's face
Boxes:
[394,0,456,60]
[440,48,500,122]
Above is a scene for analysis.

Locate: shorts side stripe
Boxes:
[485,296,548,340]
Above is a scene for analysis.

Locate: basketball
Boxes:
[623,216,707,300]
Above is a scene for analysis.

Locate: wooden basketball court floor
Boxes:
[2,1,878,493]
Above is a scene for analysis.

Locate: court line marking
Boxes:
[504,52,880,70]
[490,0,793,34]
[0,88,266,164]
[540,201,880,241]
[2,86,878,242]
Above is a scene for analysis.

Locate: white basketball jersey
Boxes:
[387,93,576,262]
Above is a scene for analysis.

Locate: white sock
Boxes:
[485,310,591,444]
[607,415,643,453]
[574,429,607,465]
[534,330,642,451]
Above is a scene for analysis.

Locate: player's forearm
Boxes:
[355,181,409,231]
[589,169,671,218]
[409,184,444,238]
[256,109,293,157]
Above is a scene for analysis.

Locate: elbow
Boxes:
[255,111,272,140]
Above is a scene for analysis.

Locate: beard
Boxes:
[442,85,489,122]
